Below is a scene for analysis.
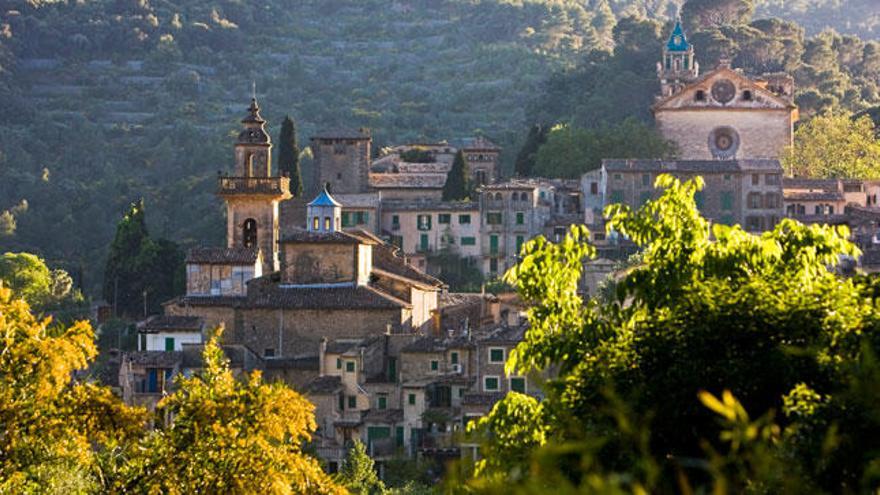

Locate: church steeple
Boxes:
[234,98,272,177]
[657,19,699,98]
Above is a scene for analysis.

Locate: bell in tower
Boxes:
[218,98,291,274]
[657,19,699,98]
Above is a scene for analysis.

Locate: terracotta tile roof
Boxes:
[479,325,526,344]
[263,355,320,370]
[139,315,203,333]
[279,229,371,245]
[783,190,845,202]
[168,295,247,307]
[124,351,183,367]
[247,282,411,310]
[381,200,478,212]
[602,159,783,173]
[304,375,343,395]
[186,246,259,265]
[362,408,404,424]
[369,173,447,189]
[372,244,445,288]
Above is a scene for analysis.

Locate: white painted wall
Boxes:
[144,331,202,351]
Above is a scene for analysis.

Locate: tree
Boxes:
[103,200,184,319]
[513,124,548,177]
[533,120,676,178]
[336,440,385,494]
[682,0,755,32]
[783,112,880,178]
[0,252,85,318]
[0,287,147,493]
[278,115,303,197]
[118,327,344,494]
[467,175,880,492]
[443,151,471,201]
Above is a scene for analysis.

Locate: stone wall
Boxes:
[226,198,280,273]
[312,138,371,194]
[656,109,793,160]
[281,243,356,285]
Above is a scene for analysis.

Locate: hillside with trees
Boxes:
[0,0,878,297]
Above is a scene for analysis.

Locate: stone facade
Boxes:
[310,129,372,195]
[381,200,481,258]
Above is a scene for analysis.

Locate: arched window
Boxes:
[475,170,487,186]
[494,192,502,201]
[520,192,529,202]
[324,217,331,230]
[245,153,255,177]
[242,219,257,248]
[313,216,320,230]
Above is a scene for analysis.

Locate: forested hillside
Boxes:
[0,0,877,296]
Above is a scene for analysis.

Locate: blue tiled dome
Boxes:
[308,187,342,207]
[666,20,691,52]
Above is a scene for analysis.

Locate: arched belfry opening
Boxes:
[242,218,258,248]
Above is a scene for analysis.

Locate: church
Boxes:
[653,20,798,160]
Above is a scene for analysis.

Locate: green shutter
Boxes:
[420,234,429,252]
[408,393,416,405]
[396,426,404,447]
[451,352,459,365]
[516,236,524,253]
[165,337,174,352]
[516,212,524,225]
[721,191,734,210]
[341,212,351,227]
[490,235,498,254]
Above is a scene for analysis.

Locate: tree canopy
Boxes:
[465,174,880,493]
[278,115,304,197]
[783,112,880,178]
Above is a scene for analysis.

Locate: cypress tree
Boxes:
[514,123,548,177]
[443,150,471,201]
[277,115,303,197]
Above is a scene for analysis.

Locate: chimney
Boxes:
[318,337,327,375]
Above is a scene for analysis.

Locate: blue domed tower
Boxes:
[306,187,342,233]
[657,19,699,97]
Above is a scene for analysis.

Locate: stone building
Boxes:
[380,200,481,263]
[310,128,372,195]
[478,179,559,277]
[595,159,784,231]
[653,21,798,161]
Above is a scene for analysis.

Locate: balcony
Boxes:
[217,175,290,198]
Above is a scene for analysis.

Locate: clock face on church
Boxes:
[711,79,736,104]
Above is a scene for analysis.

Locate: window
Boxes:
[489,235,499,255]
[264,348,275,358]
[459,388,465,398]
[486,212,502,225]
[341,212,352,228]
[336,358,342,369]
[338,394,345,411]
[752,174,760,186]
[451,352,459,365]
[461,236,476,246]
[696,90,705,101]
[345,361,355,373]
[516,212,525,225]
[242,218,258,249]
[334,143,346,155]
[484,376,499,392]
[613,173,622,180]
[742,90,753,101]
[590,182,598,195]
[140,333,147,351]
[378,396,387,410]
[419,234,429,252]
[312,216,319,230]
[391,215,400,229]
[475,170,487,185]
[165,337,175,352]
[417,214,432,230]
[724,174,731,181]
[431,360,439,371]
[520,192,529,202]
[746,216,763,231]
[324,217,331,230]
[489,348,504,363]
[489,258,498,274]
[510,377,526,393]
[458,214,471,224]
[438,214,451,224]
[828,206,834,215]
[747,192,762,209]
[348,396,356,409]
[610,190,624,204]
[594,232,606,241]
[408,393,416,405]
[354,211,368,225]
[765,174,780,185]
[641,173,650,187]
[494,192,502,201]
[516,235,525,253]
[721,191,734,211]
[695,191,704,210]
[764,193,779,209]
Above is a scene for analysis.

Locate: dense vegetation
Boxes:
[459,175,880,493]
[1,0,879,297]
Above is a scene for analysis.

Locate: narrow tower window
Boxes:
[242,219,257,248]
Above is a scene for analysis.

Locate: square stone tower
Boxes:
[310,128,372,195]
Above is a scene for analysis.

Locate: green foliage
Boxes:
[278,115,303,197]
[0,252,86,321]
[102,200,184,318]
[682,0,755,32]
[465,174,880,493]
[337,439,385,495]
[0,287,148,494]
[533,120,677,179]
[426,250,484,292]
[783,111,880,178]
[513,123,548,177]
[118,327,344,494]
[442,151,471,202]
[399,148,435,163]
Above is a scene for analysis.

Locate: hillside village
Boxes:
[106,20,880,475]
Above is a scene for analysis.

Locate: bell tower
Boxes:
[657,19,699,98]
[218,98,291,274]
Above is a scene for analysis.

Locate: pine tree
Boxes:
[336,440,385,494]
[278,115,303,197]
[514,124,548,177]
[443,150,471,201]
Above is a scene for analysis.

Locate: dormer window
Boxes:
[695,90,705,101]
